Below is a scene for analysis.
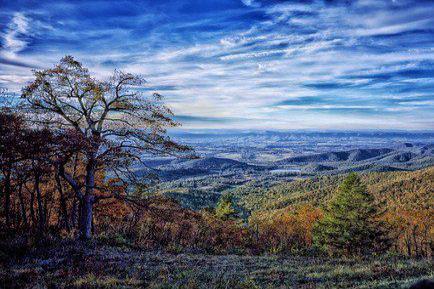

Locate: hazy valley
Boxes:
[139,131,434,211]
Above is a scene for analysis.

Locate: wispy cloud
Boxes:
[0,0,433,130]
[240,0,260,8]
[1,12,29,58]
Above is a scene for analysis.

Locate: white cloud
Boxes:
[1,12,29,58]
[240,0,260,8]
[354,19,433,37]
[0,1,433,130]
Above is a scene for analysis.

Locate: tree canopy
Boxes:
[20,56,192,239]
[313,173,391,256]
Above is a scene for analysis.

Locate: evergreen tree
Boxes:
[215,194,238,221]
[313,173,390,256]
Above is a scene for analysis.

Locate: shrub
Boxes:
[97,196,253,254]
[384,209,433,257]
[250,204,322,254]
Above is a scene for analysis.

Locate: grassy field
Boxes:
[1,242,432,289]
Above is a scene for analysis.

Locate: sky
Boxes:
[0,0,434,131]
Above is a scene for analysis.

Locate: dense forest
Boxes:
[1,57,433,288]
[240,168,433,257]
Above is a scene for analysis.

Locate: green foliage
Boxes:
[234,167,434,212]
[313,173,391,256]
[215,194,238,221]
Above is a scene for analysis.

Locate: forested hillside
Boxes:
[234,166,434,212]
[236,167,433,258]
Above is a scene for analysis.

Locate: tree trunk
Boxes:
[17,184,28,228]
[406,235,412,256]
[71,198,78,228]
[413,225,419,257]
[29,185,36,228]
[79,156,96,240]
[4,170,11,229]
[79,195,94,239]
[34,172,45,234]
[55,173,70,231]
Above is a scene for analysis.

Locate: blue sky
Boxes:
[1,0,434,130]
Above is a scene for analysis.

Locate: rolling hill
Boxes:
[233,166,434,212]
[276,146,434,174]
[276,148,394,164]
[156,157,267,180]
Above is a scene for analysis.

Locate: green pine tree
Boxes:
[215,194,238,221]
[313,173,390,256]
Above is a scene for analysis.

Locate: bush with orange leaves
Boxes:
[93,178,134,236]
[199,210,254,254]
[385,209,433,257]
[249,205,323,254]
[130,197,205,251]
[94,195,253,254]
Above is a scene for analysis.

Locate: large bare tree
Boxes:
[22,56,191,239]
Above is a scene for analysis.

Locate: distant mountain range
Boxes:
[276,148,394,164]
[288,144,434,174]
[158,157,260,171]
[135,157,267,181]
[135,143,434,181]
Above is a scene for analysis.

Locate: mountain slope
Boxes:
[161,157,260,171]
[234,166,434,212]
[277,148,394,165]
[276,146,434,174]
[157,157,266,180]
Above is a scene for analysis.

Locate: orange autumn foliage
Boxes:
[385,209,433,257]
[96,196,252,254]
[250,204,323,254]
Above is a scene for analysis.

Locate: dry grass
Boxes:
[1,241,432,289]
